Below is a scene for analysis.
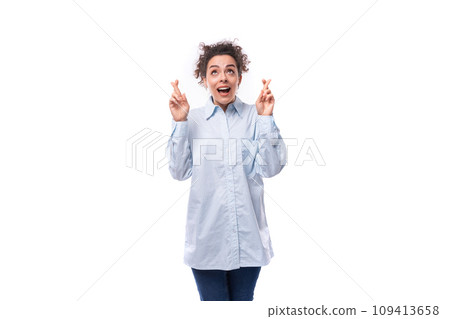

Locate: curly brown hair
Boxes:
[194,39,250,87]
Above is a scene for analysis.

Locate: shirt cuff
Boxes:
[256,115,276,134]
[171,119,189,137]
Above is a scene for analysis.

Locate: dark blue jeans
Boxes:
[191,266,261,301]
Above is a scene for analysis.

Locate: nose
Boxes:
[219,71,228,82]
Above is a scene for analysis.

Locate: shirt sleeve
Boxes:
[254,115,287,178]
[167,119,192,181]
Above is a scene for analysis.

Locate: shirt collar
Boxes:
[204,95,244,120]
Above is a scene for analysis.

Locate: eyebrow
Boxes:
[209,64,237,69]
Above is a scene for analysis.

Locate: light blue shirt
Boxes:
[167,95,287,270]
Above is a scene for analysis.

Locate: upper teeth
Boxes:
[218,87,229,91]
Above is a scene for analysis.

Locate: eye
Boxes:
[211,70,217,75]
[227,69,235,74]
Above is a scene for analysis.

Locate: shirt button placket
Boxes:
[222,110,240,268]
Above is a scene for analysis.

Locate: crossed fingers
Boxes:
[261,78,272,101]
[170,79,186,107]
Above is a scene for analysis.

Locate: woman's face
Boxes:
[203,54,242,109]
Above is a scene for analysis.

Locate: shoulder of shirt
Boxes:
[181,105,206,126]
[189,106,205,116]
[188,106,204,121]
[245,101,258,117]
[233,97,257,117]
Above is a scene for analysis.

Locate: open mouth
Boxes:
[217,87,231,96]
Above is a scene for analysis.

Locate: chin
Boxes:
[215,93,235,102]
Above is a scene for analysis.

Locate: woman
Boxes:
[167,40,287,301]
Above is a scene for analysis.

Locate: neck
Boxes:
[214,96,236,113]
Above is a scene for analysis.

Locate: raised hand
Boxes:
[169,79,190,121]
[255,79,274,116]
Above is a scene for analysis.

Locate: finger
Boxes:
[264,79,271,90]
[170,80,180,93]
[263,92,273,100]
[171,80,182,96]
[256,89,263,103]
[170,81,179,93]
[170,97,180,106]
[172,93,181,102]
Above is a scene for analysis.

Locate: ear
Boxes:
[238,74,242,87]
[202,76,208,89]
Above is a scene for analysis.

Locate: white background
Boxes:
[1,0,449,318]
